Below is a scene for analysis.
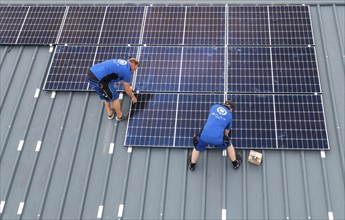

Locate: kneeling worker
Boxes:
[87,58,139,121]
[189,100,242,171]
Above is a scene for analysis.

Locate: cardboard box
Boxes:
[248,150,262,165]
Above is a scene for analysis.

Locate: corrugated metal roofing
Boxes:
[0,1,344,220]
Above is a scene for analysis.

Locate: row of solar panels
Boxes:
[125,93,328,150]
[44,45,321,93]
[0,5,314,45]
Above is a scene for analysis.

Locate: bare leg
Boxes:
[103,101,113,116]
[191,148,200,163]
[227,144,236,162]
[112,99,122,118]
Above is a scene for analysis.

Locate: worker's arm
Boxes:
[123,82,137,104]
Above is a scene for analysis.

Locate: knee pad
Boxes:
[223,135,230,148]
[99,83,113,101]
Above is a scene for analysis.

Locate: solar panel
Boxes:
[228,47,272,93]
[17,6,66,45]
[93,46,139,91]
[125,93,224,147]
[142,6,185,45]
[184,6,225,45]
[180,47,224,92]
[275,95,328,150]
[99,6,144,45]
[227,94,276,149]
[44,46,321,93]
[269,5,314,45]
[44,46,96,91]
[134,46,182,92]
[228,6,269,45]
[125,93,179,147]
[58,6,106,44]
[272,47,321,93]
[0,6,29,44]
[174,93,224,147]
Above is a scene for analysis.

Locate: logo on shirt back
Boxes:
[115,59,127,65]
[217,107,227,115]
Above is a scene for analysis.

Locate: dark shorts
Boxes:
[194,136,231,151]
[87,71,119,102]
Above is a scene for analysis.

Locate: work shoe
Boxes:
[232,152,242,170]
[188,154,196,171]
[107,110,115,120]
[116,113,129,121]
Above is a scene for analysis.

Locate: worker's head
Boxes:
[129,58,140,72]
[224,100,235,111]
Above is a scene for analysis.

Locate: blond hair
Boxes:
[129,58,140,67]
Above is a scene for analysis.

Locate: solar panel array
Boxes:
[1,5,315,45]
[125,93,328,150]
[45,45,320,94]
[1,4,328,150]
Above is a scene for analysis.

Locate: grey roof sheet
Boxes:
[0,1,344,220]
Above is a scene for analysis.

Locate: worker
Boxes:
[189,100,242,171]
[87,58,139,120]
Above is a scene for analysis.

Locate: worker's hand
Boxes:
[131,96,137,104]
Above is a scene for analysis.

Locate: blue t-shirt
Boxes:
[200,104,232,145]
[90,59,132,83]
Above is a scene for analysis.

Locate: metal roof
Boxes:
[0,1,344,220]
